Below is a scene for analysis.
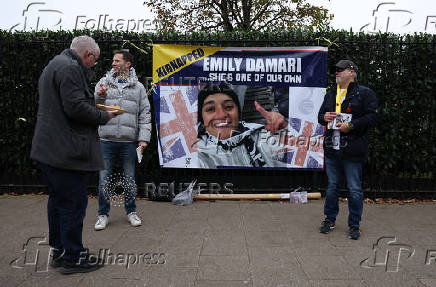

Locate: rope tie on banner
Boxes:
[121,39,156,96]
[121,39,152,54]
[314,37,339,47]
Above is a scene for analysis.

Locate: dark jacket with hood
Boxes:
[318,82,378,161]
[31,49,110,171]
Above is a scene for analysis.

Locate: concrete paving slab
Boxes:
[245,231,292,247]
[420,279,436,287]
[242,219,284,232]
[16,272,84,287]
[309,279,367,287]
[298,255,361,280]
[156,246,200,268]
[201,230,246,256]
[1,195,436,287]
[250,268,310,287]
[248,246,299,270]
[198,255,250,281]
[195,280,253,287]
[362,279,426,287]
[206,216,244,231]
[143,267,197,287]
[0,272,32,287]
[161,229,205,248]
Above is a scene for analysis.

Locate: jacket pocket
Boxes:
[342,135,368,158]
[70,129,90,160]
[347,95,364,116]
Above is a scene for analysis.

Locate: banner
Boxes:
[152,44,327,169]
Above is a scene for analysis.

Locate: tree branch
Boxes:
[250,0,273,26]
[147,0,331,32]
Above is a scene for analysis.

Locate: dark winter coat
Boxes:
[31,49,110,171]
[318,82,378,161]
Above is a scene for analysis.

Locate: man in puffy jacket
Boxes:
[94,49,151,230]
[31,36,119,274]
[317,60,378,240]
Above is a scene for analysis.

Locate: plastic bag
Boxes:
[290,187,308,203]
[172,180,197,206]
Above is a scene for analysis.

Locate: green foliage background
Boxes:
[1,30,435,189]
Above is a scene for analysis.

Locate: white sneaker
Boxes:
[127,212,141,227]
[94,215,108,230]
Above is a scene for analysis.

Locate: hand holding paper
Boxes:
[330,113,352,130]
[136,146,143,163]
[136,141,148,163]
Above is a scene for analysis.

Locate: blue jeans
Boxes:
[38,162,88,262]
[98,141,137,216]
[324,156,364,228]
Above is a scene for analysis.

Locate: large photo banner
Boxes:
[152,44,327,169]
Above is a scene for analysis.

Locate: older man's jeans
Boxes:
[38,162,88,262]
[98,141,137,216]
[324,156,364,228]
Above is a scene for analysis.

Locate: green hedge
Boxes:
[1,30,435,181]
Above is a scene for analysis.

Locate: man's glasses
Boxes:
[89,52,98,66]
[335,67,347,73]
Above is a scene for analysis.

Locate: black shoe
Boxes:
[50,255,64,268]
[319,220,335,234]
[59,252,103,275]
[348,227,361,240]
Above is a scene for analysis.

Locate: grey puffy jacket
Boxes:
[95,67,151,142]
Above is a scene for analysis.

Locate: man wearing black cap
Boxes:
[317,59,378,240]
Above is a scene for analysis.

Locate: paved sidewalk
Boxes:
[1,194,435,287]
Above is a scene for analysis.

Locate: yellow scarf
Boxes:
[335,85,347,113]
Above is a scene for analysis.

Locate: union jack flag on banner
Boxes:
[156,85,199,167]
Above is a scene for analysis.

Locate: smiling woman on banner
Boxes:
[196,82,289,168]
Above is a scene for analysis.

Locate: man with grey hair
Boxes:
[31,35,120,274]
[70,35,100,63]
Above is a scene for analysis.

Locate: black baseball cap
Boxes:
[336,60,358,72]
